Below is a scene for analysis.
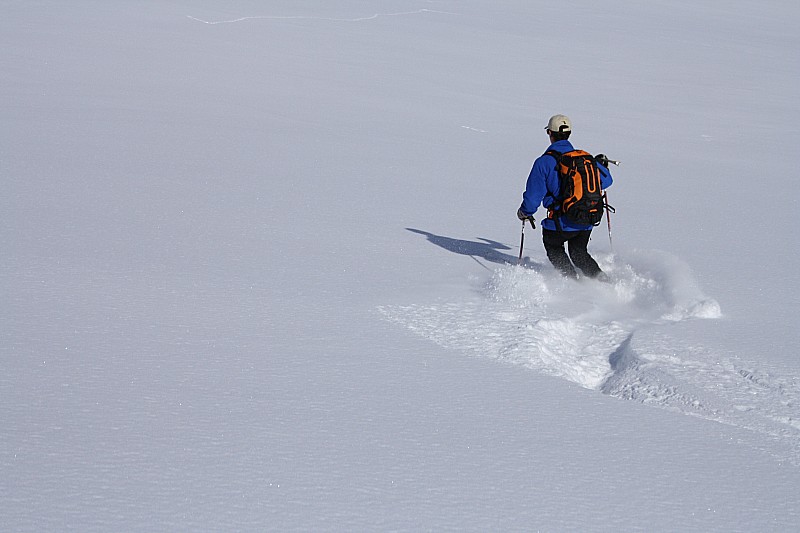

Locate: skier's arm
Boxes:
[519,157,550,215]
[594,155,613,189]
[598,164,613,190]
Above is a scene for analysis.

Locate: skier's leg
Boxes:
[542,229,577,278]
[567,230,603,278]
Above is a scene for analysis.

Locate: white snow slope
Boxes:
[2,1,800,531]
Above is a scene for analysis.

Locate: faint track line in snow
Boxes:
[186,9,457,25]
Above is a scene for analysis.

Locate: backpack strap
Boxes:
[544,149,562,162]
[543,150,564,230]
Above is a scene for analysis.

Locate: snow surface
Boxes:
[2,1,800,531]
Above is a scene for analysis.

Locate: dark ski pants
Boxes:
[542,229,603,279]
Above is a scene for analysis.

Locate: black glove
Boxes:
[517,209,535,228]
[594,154,610,168]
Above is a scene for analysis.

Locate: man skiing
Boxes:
[517,114,613,279]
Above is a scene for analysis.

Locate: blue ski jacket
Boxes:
[519,139,613,232]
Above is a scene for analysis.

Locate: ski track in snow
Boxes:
[186,9,456,26]
[379,249,800,465]
[461,125,488,133]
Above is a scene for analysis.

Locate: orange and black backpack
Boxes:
[545,149,606,228]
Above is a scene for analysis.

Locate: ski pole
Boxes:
[603,192,615,251]
[596,155,619,251]
[517,219,525,265]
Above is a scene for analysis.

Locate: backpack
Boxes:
[545,149,605,227]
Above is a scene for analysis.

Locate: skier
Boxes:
[517,114,613,279]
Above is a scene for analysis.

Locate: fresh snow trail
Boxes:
[380,248,800,464]
[186,9,456,26]
[605,329,800,465]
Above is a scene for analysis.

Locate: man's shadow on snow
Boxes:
[407,228,544,271]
